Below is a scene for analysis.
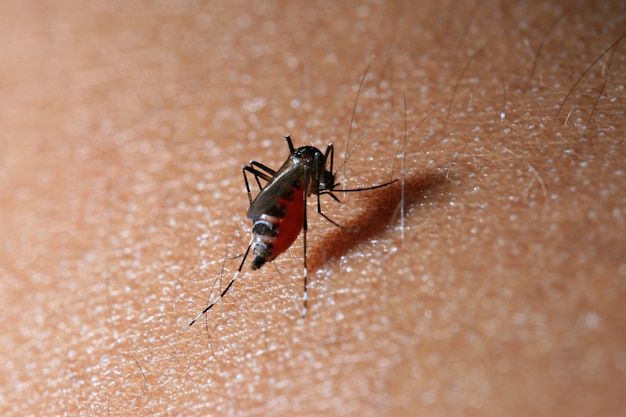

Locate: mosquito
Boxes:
[189,131,396,326]
[189,62,403,324]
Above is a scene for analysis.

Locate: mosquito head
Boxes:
[318,169,336,192]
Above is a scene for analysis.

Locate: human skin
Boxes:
[1,1,625,416]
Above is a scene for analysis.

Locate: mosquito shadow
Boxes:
[307,170,450,272]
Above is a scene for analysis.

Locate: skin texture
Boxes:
[1,1,625,416]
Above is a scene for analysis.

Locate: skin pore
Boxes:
[1,1,625,416]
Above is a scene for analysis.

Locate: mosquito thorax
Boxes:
[292,146,324,164]
[291,146,326,190]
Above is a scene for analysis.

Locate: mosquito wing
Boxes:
[247,158,307,219]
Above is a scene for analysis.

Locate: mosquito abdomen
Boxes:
[249,183,305,269]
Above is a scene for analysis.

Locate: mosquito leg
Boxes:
[249,161,277,177]
[301,173,309,318]
[284,133,295,153]
[241,167,256,205]
[242,165,273,204]
[337,179,398,193]
[189,242,252,326]
[315,192,359,232]
[247,161,276,190]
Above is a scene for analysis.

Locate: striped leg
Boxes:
[189,242,252,326]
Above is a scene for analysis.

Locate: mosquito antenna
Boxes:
[344,58,375,184]
[334,130,368,176]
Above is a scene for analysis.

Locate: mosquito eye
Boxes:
[319,171,335,190]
